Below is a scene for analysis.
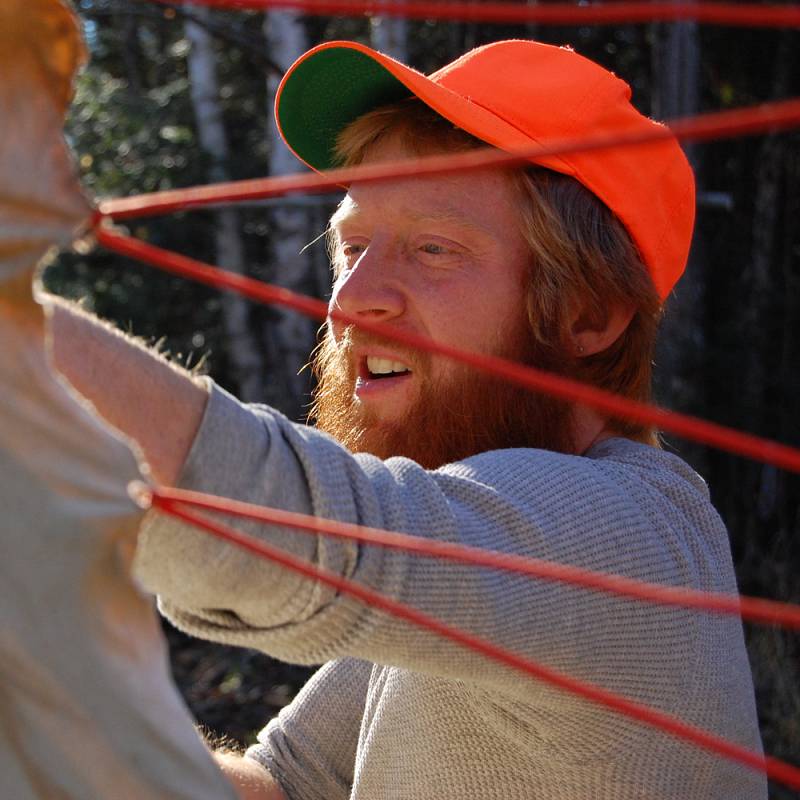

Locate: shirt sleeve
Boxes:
[134,380,730,710]
[244,659,371,800]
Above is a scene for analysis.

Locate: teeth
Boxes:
[367,356,410,376]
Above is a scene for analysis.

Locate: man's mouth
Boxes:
[354,355,414,404]
[364,356,412,380]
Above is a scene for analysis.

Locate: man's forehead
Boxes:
[330,175,516,232]
[330,194,357,224]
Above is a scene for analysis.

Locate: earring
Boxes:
[576,344,585,356]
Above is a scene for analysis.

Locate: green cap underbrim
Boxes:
[277,48,413,172]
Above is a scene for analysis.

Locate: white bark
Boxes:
[185,6,266,402]
[525,0,539,41]
[370,5,408,60]
[651,16,706,467]
[651,20,700,137]
[262,10,316,416]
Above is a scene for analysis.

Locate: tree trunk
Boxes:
[525,0,538,42]
[370,3,408,60]
[650,18,706,470]
[261,10,317,419]
[114,10,144,92]
[737,29,797,546]
[185,5,267,402]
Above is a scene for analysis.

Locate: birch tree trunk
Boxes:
[114,9,143,93]
[185,6,267,402]
[370,4,408,60]
[261,10,317,419]
[525,0,539,42]
[650,17,706,469]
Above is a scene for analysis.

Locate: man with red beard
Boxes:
[50,41,764,800]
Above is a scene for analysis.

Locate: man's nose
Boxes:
[330,241,405,322]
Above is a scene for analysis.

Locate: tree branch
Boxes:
[81,1,286,76]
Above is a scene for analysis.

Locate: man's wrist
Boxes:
[214,751,287,800]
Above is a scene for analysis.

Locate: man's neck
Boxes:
[572,405,620,455]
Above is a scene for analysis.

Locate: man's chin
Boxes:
[351,405,412,435]
[353,375,420,422]
[329,416,418,464]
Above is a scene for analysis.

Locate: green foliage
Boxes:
[46,6,230,377]
[67,68,196,196]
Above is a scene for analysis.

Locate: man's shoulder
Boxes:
[441,437,703,487]
[584,437,712,505]
[434,438,713,521]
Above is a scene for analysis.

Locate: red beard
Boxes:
[310,320,576,470]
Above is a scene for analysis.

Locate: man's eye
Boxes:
[420,242,447,255]
[342,243,366,261]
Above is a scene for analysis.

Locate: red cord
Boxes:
[94,99,800,470]
[99,96,800,221]
[151,485,800,629]
[149,494,800,792]
[148,0,800,29]
[96,226,800,475]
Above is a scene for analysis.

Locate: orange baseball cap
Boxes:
[275,39,695,299]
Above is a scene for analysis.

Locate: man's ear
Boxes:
[569,302,636,357]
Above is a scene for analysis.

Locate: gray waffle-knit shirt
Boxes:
[135,382,766,800]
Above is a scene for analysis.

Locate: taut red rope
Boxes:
[95,226,800,475]
[152,485,800,629]
[100,96,800,221]
[147,492,800,792]
[148,0,800,30]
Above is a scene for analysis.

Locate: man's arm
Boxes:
[45,295,209,486]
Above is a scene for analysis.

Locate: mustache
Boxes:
[328,325,427,372]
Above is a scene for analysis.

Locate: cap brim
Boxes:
[276,43,415,172]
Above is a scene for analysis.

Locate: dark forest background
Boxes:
[48,1,799,796]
